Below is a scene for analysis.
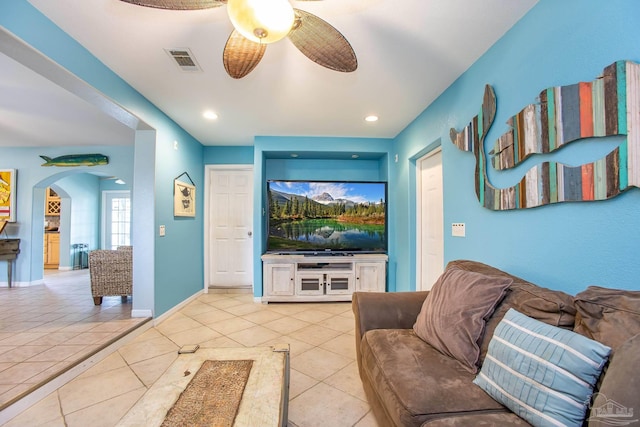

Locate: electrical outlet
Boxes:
[452,223,465,237]
[159,225,166,236]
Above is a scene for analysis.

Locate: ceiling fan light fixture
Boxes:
[227,0,295,44]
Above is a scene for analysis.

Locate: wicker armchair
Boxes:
[89,246,132,305]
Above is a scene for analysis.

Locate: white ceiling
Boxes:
[2,0,537,147]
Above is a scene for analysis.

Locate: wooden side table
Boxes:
[0,239,20,288]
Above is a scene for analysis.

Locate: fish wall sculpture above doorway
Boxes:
[40,154,109,167]
[450,60,640,210]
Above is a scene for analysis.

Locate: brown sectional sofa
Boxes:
[353,260,640,427]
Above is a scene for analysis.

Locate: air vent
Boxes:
[165,48,202,72]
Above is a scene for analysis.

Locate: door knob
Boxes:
[247,231,252,236]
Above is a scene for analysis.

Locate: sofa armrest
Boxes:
[353,290,428,337]
[352,291,429,375]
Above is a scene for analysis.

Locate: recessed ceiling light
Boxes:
[365,115,378,122]
[291,153,299,158]
[203,110,218,120]
[351,154,359,159]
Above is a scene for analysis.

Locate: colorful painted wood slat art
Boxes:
[450,60,640,210]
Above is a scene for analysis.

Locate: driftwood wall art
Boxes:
[450,60,640,210]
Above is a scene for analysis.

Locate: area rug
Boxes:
[162,360,254,427]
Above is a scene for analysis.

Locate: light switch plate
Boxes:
[159,225,166,236]
[452,223,465,237]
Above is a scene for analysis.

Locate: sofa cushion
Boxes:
[574,286,640,352]
[413,267,512,373]
[360,328,507,427]
[475,309,611,427]
[448,261,579,365]
[587,333,640,427]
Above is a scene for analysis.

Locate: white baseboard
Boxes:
[0,279,45,288]
[131,309,153,318]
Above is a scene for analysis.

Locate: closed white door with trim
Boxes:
[417,149,443,291]
[208,169,253,288]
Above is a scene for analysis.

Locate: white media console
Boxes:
[261,253,387,302]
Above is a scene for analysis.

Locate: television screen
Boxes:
[266,180,387,254]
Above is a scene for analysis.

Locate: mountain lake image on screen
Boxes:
[266,180,387,254]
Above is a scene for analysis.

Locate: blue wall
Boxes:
[394,0,640,294]
[0,146,133,283]
[1,1,205,316]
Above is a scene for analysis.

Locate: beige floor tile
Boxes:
[199,335,244,348]
[291,347,352,381]
[179,300,218,317]
[339,309,356,320]
[207,317,255,335]
[290,309,335,323]
[221,302,264,316]
[27,345,88,362]
[59,366,144,415]
[129,352,178,387]
[0,345,51,362]
[24,332,80,347]
[208,298,245,310]
[118,336,178,365]
[322,315,357,333]
[2,392,65,427]
[189,308,236,325]
[313,302,353,315]
[240,309,284,324]
[324,361,368,401]
[0,361,14,372]
[154,315,202,336]
[131,327,164,343]
[289,368,319,399]
[319,333,357,359]
[196,293,232,303]
[289,382,369,427]
[165,325,221,347]
[226,325,281,347]
[0,361,57,384]
[77,351,128,380]
[0,332,49,347]
[263,303,309,315]
[354,411,381,427]
[262,316,310,335]
[64,387,146,427]
[289,324,342,346]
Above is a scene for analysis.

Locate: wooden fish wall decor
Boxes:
[40,154,109,167]
[450,60,640,210]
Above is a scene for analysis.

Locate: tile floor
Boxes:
[2,270,381,427]
[0,269,148,410]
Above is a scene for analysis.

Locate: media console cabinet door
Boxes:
[355,262,385,292]
[265,263,295,296]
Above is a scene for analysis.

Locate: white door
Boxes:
[208,168,254,288]
[417,149,443,291]
[102,191,131,250]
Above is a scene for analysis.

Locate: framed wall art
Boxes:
[174,172,196,217]
[0,169,16,222]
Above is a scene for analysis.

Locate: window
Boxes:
[103,191,131,250]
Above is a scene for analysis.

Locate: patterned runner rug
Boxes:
[162,359,254,427]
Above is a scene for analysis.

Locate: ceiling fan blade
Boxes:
[119,0,225,10]
[223,30,267,79]
[288,9,357,73]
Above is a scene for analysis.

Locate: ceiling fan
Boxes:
[119,0,358,79]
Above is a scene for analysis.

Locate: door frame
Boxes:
[203,164,254,293]
[415,147,443,291]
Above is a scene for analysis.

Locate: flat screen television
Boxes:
[266,180,387,254]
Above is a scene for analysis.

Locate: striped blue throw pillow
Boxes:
[474,308,611,427]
